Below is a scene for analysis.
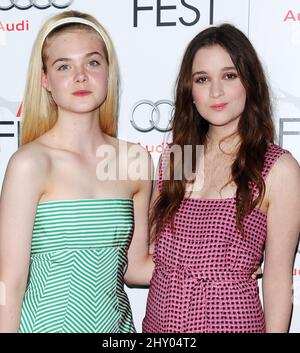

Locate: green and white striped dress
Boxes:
[19,198,136,333]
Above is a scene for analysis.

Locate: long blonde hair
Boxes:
[21,10,119,145]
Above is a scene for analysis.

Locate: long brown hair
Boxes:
[150,23,275,239]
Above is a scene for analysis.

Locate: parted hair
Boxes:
[150,23,275,240]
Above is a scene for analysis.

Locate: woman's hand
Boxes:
[251,266,262,280]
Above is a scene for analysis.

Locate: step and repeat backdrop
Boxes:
[0,0,299,332]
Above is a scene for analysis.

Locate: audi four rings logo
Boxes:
[0,0,73,10]
[130,100,174,133]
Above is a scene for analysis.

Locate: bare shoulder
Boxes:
[110,136,153,164]
[126,140,154,173]
[127,141,152,160]
[117,138,154,185]
[267,152,300,200]
[270,152,300,180]
[5,141,51,180]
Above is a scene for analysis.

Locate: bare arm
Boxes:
[124,147,154,286]
[263,153,300,333]
[0,148,48,332]
[148,166,161,256]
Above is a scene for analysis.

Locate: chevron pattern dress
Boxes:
[19,198,135,333]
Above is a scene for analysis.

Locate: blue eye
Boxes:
[57,64,70,71]
[89,60,100,67]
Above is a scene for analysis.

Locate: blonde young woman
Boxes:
[0,11,153,333]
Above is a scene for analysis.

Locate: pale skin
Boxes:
[185,44,300,332]
[0,29,154,332]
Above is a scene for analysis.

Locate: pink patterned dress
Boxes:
[143,144,288,333]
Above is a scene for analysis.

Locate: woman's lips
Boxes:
[72,90,92,96]
[210,103,228,111]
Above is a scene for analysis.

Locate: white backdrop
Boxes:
[0,0,299,332]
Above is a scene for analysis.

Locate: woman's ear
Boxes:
[41,70,51,92]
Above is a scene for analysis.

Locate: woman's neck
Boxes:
[45,110,108,156]
[206,126,240,156]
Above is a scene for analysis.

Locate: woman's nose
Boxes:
[210,80,224,98]
[74,66,88,83]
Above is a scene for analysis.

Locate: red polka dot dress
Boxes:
[143,144,288,333]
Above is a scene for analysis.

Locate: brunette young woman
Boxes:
[143,24,300,333]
